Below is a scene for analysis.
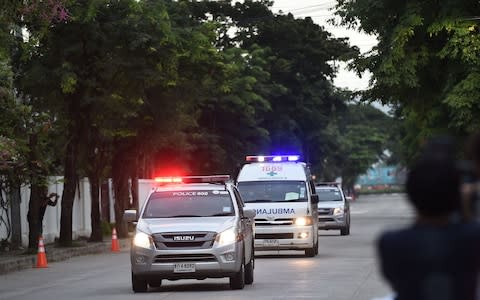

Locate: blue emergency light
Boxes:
[245,155,300,162]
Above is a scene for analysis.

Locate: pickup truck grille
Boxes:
[318,208,333,216]
[255,233,294,239]
[154,254,217,263]
[152,232,217,250]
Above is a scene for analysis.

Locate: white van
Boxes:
[236,155,319,257]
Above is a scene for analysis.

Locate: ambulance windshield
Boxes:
[237,181,307,203]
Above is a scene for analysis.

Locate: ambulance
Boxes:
[236,155,319,257]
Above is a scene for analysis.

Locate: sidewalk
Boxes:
[0,238,130,275]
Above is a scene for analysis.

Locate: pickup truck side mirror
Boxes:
[345,196,353,202]
[311,194,319,204]
[243,209,256,220]
[123,209,138,223]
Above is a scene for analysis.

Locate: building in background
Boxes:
[355,164,406,192]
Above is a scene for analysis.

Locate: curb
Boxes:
[0,239,130,275]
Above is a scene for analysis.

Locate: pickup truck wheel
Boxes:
[148,280,162,288]
[341,217,351,236]
[245,250,254,284]
[132,272,148,293]
[305,247,316,257]
[230,260,245,290]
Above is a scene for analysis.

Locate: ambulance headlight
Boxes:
[333,207,344,215]
[134,232,153,249]
[216,227,238,246]
[295,217,312,226]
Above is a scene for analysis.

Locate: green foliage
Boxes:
[321,103,393,187]
[0,0,398,242]
[335,0,480,164]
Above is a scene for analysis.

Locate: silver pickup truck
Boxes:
[124,175,256,292]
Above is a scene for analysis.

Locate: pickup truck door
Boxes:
[233,187,253,261]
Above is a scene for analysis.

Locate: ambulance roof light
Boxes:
[245,155,301,162]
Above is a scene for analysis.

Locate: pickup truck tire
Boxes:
[245,250,254,284]
[305,247,316,257]
[132,272,148,293]
[148,280,162,288]
[230,259,245,290]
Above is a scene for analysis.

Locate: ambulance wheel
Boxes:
[230,259,245,289]
[245,250,254,284]
[305,247,316,257]
[132,272,148,293]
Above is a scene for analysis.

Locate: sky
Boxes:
[270,0,378,92]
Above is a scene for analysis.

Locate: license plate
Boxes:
[174,263,195,273]
[263,239,279,247]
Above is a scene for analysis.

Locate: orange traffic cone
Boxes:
[36,236,48,268]
[111,228,120,252]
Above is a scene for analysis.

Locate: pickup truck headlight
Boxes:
[133,232,153,249]
[216,227,238,246]
[295,216,313,226]
[333,207,344,216]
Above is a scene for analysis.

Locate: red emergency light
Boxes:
[245,155,300,162]
[154,177,183,183]
[154,175,230,185]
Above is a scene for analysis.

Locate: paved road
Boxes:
[0,194,414,300]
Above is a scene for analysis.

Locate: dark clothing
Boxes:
[378,222,480,300]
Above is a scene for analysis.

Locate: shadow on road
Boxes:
[149,282,232,293]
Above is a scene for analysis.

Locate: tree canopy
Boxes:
[335,0,480,163]
[0,0,396,245]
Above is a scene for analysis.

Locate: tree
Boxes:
[186,1,359,175]
[330,104,393,189]
[335,0,480,163]
[17,0,178,243]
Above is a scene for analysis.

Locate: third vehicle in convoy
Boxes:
[315,182,351,236]
[236,155,319,257]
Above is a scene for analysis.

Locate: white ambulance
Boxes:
[236,155,319,257]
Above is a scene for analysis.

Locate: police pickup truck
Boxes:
[124,175,256,292]
[236,155,319,257]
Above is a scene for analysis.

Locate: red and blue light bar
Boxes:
[316,182,342,187]
[154,175,230,184]
[245,155,300,162]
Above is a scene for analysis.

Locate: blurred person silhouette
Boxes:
[377,136,480,300]
[462,131,480,220]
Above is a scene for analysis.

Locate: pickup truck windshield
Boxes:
[237,181,307,203]
[143,190,234,218]
[316,188,343,201]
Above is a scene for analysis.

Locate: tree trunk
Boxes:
[131,157,139,210]
[27,183,43,251]
[88,175,103,242]
[9,184,22,250]
[112,147,130,238]
[59,136,78,247]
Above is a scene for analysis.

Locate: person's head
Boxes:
[406,159,461,218]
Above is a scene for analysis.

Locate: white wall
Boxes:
[0,177,154,247]
[0,177,93,247]
[137,179,155,212]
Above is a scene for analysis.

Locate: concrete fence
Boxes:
[0,177,156,247]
